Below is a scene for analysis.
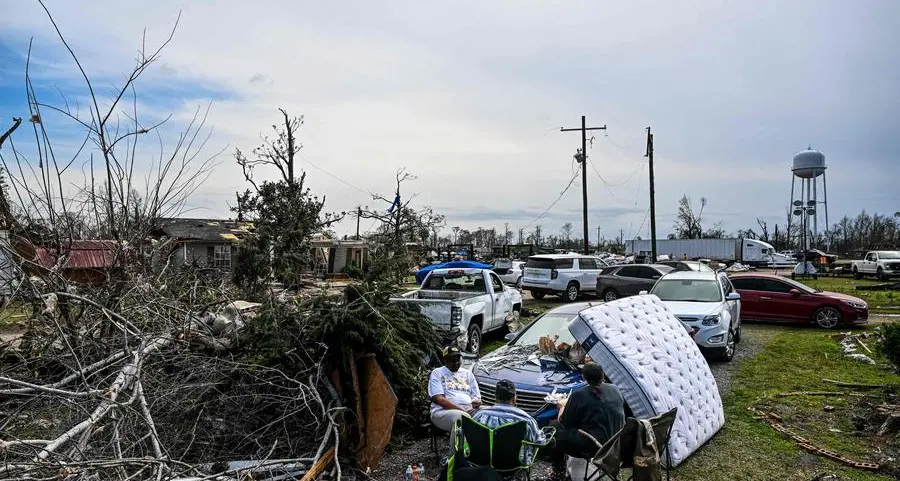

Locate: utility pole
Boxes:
[645,127,657,263]
[597,226,601,252]
[355,206,362,240]
[561,116,607,254]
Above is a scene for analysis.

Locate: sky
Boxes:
[1,0,898,243]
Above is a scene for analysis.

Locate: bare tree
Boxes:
[673,194,706,239]
[561,222,574,242]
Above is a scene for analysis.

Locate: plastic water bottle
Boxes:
[405,465,413,481]
[418,463,425,479]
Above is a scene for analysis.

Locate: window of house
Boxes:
[214,244,232,269]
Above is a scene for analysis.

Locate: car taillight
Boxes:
[451,306,462,327]
[551,269,558,280]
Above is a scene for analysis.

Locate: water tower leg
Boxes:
[822,171,829,252]
[812,176,818,247]
[788,177,795,250]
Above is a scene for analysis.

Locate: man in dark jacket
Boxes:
[548,363,625,477]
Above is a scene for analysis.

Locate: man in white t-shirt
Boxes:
[428,345,482,433]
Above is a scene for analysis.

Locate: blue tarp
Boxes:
[415,260,493,285]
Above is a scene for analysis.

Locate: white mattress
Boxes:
[568,294,724,467]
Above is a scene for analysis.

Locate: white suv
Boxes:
[521,254,608,302]
[649,270,742,361]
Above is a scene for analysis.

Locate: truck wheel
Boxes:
[853,267,862,280]
[565,283,580,302]
[877,268,886,281]
[466,324,482,355]
[602,288,619,302]
[532,292,545,300]
[814,307,841,329]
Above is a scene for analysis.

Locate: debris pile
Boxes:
[831,331,879,365]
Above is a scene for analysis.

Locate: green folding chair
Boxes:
[450,416,553,480]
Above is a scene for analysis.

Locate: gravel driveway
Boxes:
[372,323,779,480]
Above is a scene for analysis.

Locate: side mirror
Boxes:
[789,288,802,296]
[726,292,741,301]
[504,332,517,342]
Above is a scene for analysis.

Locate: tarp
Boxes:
[415,260,493,285]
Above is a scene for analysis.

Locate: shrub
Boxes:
[877,322,900,371]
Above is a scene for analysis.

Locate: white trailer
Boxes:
[625,238,776,266]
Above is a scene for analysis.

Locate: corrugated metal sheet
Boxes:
[34,240,117,269]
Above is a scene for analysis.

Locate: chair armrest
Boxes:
[577,429,601,449]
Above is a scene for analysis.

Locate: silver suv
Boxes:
[521,254,607,302]
[650,270,742,361]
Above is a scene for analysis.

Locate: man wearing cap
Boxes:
[428,345,482,433]
[473,379,547,464]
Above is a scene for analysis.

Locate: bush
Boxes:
[877,322,900,371]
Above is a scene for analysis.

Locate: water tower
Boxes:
[788,148,829,251]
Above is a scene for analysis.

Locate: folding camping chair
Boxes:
[442,416,553,481]
[577,407,678,481]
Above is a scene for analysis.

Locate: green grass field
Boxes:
[675,325,899,480]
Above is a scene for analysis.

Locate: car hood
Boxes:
[471,346,583,391]
[818,291,866,305]
[657,300,722,317]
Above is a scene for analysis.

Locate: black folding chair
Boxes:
[580,407,678,481]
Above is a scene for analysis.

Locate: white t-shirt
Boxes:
[428,366,481,414]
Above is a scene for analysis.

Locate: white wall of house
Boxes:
[174,242,233,270]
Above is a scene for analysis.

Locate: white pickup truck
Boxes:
[389,268,523,355]
[852,251,900,280]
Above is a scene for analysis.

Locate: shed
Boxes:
[33,240,118,285]
[152,218,253,271]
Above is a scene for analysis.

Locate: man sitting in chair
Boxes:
[472,379,547,464]
[429,345,482,434]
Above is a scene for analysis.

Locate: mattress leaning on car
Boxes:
[567,294,724,467]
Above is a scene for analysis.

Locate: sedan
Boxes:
[650,270,742,361]
[729,274,868,329]
[596,264,674,302]
[471,301,602,425]
[657,260,714,272]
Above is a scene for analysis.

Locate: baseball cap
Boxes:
[442,345,462,358]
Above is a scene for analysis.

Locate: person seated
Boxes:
[473,379,547,464]
[548,363,625,476]
[429,345,481,435]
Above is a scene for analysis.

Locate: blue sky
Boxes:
[1,0,898,241]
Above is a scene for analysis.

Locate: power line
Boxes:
[587,158,639,205]
[296,154,374,198]
[522,166,582,229]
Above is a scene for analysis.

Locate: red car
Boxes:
[730,274,868,329]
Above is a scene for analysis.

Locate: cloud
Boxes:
[1,0,898,243]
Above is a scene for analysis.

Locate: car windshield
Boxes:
[877,251,900,259]
[652,279,723,302]
[512,313,577,346]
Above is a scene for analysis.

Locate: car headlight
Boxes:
[701,314,721,326]
[841,299,867,309]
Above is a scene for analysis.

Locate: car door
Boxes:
[731,277,763,320]
[578,258,598,291]
[488,272,510,330]
[629,266,664,295]
[758,278,812,322]
[863,252,877,273]
[720,274,740,327]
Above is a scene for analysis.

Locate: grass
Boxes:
[675,325,900,481]
[796,277,900,314]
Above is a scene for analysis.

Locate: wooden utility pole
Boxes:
[597,226,601,252]
[645,127,658,263]
[561,116,607,254]
[355,206,362,240]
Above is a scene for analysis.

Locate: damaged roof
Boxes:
[35,240,118,270]
[155,218,253,242]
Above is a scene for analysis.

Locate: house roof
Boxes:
[34,240,118,270]
[155,218,253,242]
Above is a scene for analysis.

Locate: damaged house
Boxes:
[152,218,253,271]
